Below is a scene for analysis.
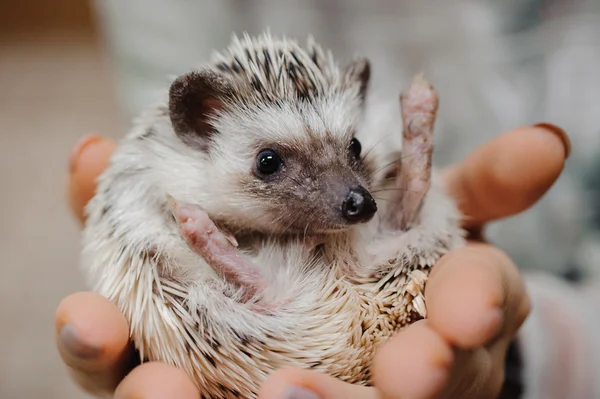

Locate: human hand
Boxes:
[57,123,570,399]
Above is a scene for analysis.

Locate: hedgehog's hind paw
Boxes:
[390,75,438,230]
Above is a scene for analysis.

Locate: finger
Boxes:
[441,123,570,229]
[259,367,378,399]
[55,292,136,397]
[425,242,530,349]
[67,135,116,225]
[114,362,199,399]
[371,319,453,399]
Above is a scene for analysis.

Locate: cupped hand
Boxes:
[58,123,570,399]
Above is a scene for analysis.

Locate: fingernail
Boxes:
[281,386,321,399]
[60,324,102,359]
[69,134,103,174]
[533,123,571,159]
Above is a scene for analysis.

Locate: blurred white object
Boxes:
[93,0,600,279]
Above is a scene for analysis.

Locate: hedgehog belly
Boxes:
[120,245,445,399]
[130,272,363,399]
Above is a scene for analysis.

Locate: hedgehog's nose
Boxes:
[342,186,377,223]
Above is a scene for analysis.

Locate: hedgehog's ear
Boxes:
[343,57,371,104]
[168,69,233,150]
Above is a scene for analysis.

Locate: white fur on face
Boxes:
[146,90,364,232]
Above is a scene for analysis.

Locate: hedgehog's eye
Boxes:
[256,149,283,175]
[349,138,362,159]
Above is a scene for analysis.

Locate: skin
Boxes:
[58,122,571,399]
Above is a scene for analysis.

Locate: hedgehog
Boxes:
[79,31,466,399]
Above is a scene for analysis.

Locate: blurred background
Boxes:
[1,0,599,398]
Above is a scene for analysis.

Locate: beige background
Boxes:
[0,1,124,397]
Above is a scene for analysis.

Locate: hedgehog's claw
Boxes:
[167,195,269,309]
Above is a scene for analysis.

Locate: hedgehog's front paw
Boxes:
[166,194,270,308]
[167,194,238,248]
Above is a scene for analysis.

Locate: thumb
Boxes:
[440,123,569,229]
[67,134,116,225]
[259,368,379,399]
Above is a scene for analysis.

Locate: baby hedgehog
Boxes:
[80,32,466,399]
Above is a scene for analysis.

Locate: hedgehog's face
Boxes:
[168,55,377,235]
[231,126,377,234]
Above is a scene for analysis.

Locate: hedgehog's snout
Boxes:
[341,186,377,223]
